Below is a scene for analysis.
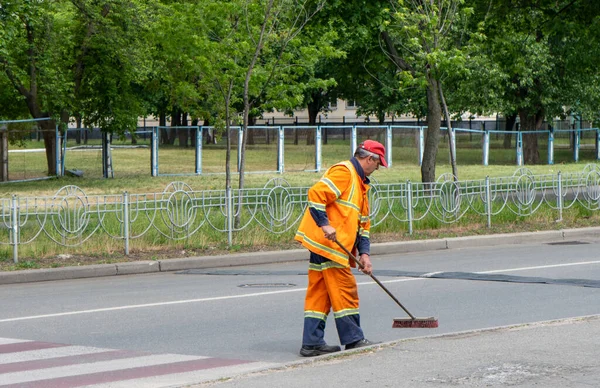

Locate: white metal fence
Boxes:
[3,121,599,182]
[2,165,600,263]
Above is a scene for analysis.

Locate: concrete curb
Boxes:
[444,229,565,250]
[370,238,447,255]
[1,227,598,285]
[115,261,160,275]
[0,264,117,284]
[158,249,308,272]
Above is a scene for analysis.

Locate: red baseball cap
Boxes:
[359,140,388,167]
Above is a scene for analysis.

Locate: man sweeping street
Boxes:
[294,140,387,357]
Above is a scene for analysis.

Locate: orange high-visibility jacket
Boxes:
[295,160,371,267]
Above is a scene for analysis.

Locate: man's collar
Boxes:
[350,157,370,185]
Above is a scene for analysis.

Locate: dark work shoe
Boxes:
[299,344,341,357]
[345,339,379,350]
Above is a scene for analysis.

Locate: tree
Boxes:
[145,1,209,147]
[74,1,151,137]
[0,1,150,175]
[322,1,403,125]
[381,0,474,182]
[296,0,400,140]
[161,0,331,197]
[0,1,68,174]
[467,0,600,164]
[235,0,328,193]
[0,74,29,120]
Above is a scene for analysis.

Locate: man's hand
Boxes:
[359,254,372,275]
[321,225,336,241]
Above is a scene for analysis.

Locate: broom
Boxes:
[335,239,438,329]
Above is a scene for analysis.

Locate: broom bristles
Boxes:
[393,317,439,329]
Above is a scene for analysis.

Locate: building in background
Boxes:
[258,99,397,126]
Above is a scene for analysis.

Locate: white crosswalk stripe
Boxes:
[0,337,278,387]
[0,345,110,364]
[1,354,204,385]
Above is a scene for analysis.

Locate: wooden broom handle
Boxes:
[334,238,416,319]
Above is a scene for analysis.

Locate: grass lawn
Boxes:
[2,137,598,196]
[1,137,599,271]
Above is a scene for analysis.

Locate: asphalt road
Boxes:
[1,238,600,386]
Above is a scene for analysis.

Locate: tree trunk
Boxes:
[421,75,442,183]
[519,110,543,164]
[5,64,58,174]
[191,118,198,147]
[169,108,179,145]
[203,118,215,144]
[438,80,458,180]
[177,111,188,147]
[159,112,168,145]
[306,94,320,146]
[39,119,58,176]
[75,115,82,145]
[247,115,256,146]
[503,113,517,149]
[19,97,58,175]
[77,116,88,145]
[308,97,320,126]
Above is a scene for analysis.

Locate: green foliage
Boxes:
[461,1,600,123]
[0,1,71,115]
[0,77,28,120]
[2,0,600,182]
[14,260,39,270]
[0,1,152,132]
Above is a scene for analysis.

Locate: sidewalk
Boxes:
[1,227,599,285]
[201,315,600,387]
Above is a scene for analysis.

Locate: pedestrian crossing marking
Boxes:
[0,337,278,387]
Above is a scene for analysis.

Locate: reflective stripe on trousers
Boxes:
[302,251,364,346]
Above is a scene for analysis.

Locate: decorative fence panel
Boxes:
[3,165,600,263]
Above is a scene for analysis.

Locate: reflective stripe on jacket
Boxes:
[294,160,370,267]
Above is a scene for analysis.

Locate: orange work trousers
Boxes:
[302,251,364,346]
